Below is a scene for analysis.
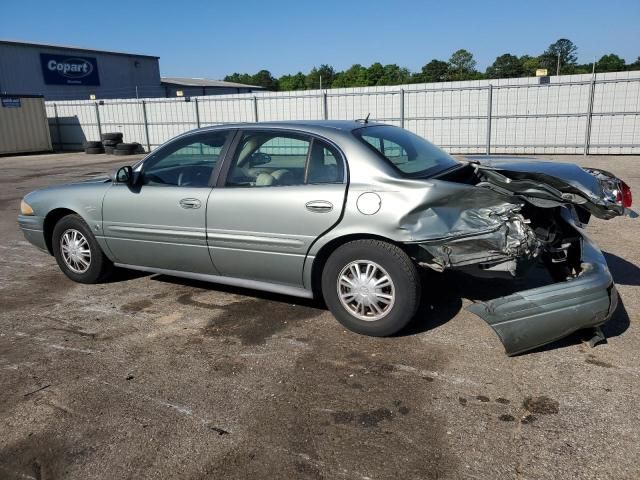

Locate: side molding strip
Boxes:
[113,263,314,299]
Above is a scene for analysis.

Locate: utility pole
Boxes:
[556,53,561,76]
[319,75,322,91]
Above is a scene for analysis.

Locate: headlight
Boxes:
[20,199,34,215]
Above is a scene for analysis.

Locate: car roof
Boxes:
[195,120,388,136]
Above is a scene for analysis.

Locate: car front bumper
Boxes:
[467,231,618,356]
[18,214,48,252]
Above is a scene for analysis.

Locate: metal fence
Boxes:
[46,71,640,155]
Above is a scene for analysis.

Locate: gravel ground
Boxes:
[0,152,639,480]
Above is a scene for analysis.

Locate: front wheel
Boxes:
[52,214,113,284]
[321,239,421,336]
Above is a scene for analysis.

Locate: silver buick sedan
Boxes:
[18,121,634,355]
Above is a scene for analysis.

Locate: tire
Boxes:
[85,147,105,154]
[113,148,132,156]
[104,146,115,155]
[52,214,113,284]
[101,132,123,142]
[83,141,102,149]
[115,143,137,151]
[102,139,119,147]
[321,239,421,337]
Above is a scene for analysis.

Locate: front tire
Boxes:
[321,239,421,336]
[52,214,113,284]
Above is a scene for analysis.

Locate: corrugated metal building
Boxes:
[0,39,163,100]
[161,77,265,97]
[0,94,51,154]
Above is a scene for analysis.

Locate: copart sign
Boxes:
[40,53,100,86]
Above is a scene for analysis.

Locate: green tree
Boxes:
[305,64,336,89]
[332,64,369,88]
[278,72,306,90]
[540,38,578,75]
[628,57,640,71]
[249,70,278,90]
[379,64,411,85]
[224,73,253,85]
[366,62,385,85]
[446,49,480,81]
[485,54,524,78]
[596,54,626,72]
[519,55,541,77]
[418,59,449,83]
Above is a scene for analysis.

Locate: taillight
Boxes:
[617,180,632,208]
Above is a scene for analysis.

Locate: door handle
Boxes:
[305,200,333,213]
[179,198,201,209]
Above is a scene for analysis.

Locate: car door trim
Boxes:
[207,231,307,248]
[106,225,207,240]
[113,263,314,299]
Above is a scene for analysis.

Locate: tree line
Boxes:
[224,38,640,91]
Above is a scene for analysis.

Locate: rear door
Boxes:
[206,129,347,287]
[102,129,233,274]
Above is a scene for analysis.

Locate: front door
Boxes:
[102,130,233,274]
[206,130,347,287]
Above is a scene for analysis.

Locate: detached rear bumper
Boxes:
[467,234,618,356]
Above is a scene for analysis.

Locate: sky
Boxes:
[3,0,639,79]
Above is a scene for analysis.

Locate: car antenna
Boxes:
[356,113,370,124]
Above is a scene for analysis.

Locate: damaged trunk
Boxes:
[410,157,630,276]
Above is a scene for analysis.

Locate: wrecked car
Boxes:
[18,121,634,355]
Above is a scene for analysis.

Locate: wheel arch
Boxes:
[43,208,79,255]
[308,233,408,298]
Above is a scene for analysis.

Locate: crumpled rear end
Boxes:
[467,231,618,355]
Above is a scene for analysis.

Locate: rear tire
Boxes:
[52,214,113,284]
[321,239,421,336]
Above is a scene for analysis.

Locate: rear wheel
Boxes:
[321,239,421,336]
[52,214,113,283]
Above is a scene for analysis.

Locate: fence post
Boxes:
[53,103,61,151]
[323,92,328,120]
[194,97,201,128]
[399,89,405,128]
[485,84,493,156]
[583,77,596,156]
[94,102,102,139]
[253,96,259,122]
[141,100,151,152]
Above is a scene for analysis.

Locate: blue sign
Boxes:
[40,53,100,86]
[1,97,21,108]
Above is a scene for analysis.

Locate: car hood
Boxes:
[466,156,628,219]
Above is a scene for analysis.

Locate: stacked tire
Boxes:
[83,133,145,155]
[114,142,140,156]
[101,132,123,155]
[101,133,145,155]
[83,141,104,154]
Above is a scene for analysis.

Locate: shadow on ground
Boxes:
[106,250,634,355]
[604,252,640,286]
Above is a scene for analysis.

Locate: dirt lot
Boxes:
[1,151,639,480]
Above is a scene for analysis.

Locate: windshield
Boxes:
[353,125,458,177]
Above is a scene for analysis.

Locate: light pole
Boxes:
[556,52,561,76]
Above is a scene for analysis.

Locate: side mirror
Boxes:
[114,166,133,185]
